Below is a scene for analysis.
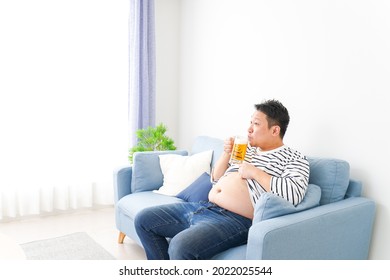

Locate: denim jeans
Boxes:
[134,201,252,260]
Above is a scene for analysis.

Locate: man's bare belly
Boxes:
[208,172,254,219]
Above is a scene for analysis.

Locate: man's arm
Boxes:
[239,158,309,205]
[211,137,234,181]
[239,163,272,191]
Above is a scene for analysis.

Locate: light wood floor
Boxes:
[0,207,146,260]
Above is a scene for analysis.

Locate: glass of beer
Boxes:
[230,136,248,164]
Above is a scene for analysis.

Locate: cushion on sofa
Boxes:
[131,150,188,193]
[176,172,213,202]
[154,150,213,196]
[253,183,321,223]
[307,157,350,205]
[117,191,183,219]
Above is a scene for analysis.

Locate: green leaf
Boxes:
[128,123,176,163]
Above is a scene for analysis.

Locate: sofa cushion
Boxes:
[154,150,213,196]
[253,184,321,223]
[176,172,212,202]
[131,150,188,193]
[117,192,183,219]
[307,157,350,205]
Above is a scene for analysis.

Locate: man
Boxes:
[135,99,310,260]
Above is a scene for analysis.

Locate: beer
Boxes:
[230,136,248,164]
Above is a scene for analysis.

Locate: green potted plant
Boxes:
[128,123,176,163]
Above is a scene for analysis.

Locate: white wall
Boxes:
[155,0,390,259]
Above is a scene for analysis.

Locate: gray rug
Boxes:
[20,232,115,260]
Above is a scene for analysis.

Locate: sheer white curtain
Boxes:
[0,0,129,220]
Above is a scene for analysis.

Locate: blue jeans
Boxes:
[134,201,252,260]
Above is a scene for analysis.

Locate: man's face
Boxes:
[247,111,280,150]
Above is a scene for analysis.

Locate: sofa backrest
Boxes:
[307,157,353,205]
[191,136,224,168]
[345,179,363,198]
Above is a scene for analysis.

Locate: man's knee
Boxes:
[168,233,201,260]
[168,237,192,260]
[134,207,153,232]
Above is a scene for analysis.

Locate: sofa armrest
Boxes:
[113,165,132,203]
[246,197,376,259]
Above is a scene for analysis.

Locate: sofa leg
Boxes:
[118,232,126,244]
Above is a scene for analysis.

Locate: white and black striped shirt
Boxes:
[225,145,310,206]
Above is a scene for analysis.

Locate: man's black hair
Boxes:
[255,99,290,139]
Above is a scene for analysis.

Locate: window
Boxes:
[0,0,129,219]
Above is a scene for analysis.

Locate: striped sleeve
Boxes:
[270,157,310,205]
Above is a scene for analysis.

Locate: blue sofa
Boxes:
[113,136,376,259]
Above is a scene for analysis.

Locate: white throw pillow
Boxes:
[154,150,213,196]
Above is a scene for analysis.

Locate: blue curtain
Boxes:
[129,0,156,146]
